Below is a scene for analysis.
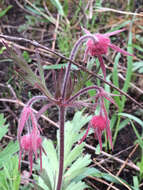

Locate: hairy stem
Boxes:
[65,85,100,104]
[61,34,98,100]
[27,95,48,107]
[56,105,65,190]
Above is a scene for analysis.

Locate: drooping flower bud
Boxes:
[19,131,45,175]
[18,105,46,175]
[84,28,133,79]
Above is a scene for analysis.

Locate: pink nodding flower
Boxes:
[18,105,46,175]
[79,88,116,150]
[79,115,111,151]
[84,28,133,78]
[19,130,46,175]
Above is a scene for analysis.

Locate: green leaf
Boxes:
[65,181,88,190]
[4,45,52,98]
[133,176,139,190]
[130,120,143,148]
[64,154,91,181]
[49,0,65,16]
[0,114,9,140]
[118,113,143,128]
[0,5,13,18]
[22,51,32,63]
[0,156,20,190]
[39,139,58,189]
[0,141,19,168]
[133,61,143,73]
[121,27,133,111]
[36,51,46,88]
[112,53,121,107]
[43,64,78,70]
[64,143,84,170]
[37,176,50,190]
[37,169,52,190]
[0,47,6,54]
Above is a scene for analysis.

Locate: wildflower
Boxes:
[18,105,46,175]
[84,28,133,78]
[79,115,110,150]
[19,130,46,175]
[79,88,116,150]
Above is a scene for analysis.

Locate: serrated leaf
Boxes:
[0,156,20,190]
[37,177,50,190]
[38,169,52,190]
[65,181,88,190]
[57,111,91,161]
[0,141,19,168]
[64,154,91,181]
[39,139,58,189]
[64,143,84,170]
[36,111,92,189]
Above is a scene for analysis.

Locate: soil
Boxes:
[0,1,143,190]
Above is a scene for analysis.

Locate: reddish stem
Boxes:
[56,105,65,190]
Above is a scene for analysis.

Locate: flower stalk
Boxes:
[62,34,98,99]
[56,105,65,190]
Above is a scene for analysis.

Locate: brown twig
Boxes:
[87,176,120,190]
[95,7,143,17]
[52,14,59,51]
[85,144,140,172]
[107,143,139,190]
[0,34,142,109]
[14,0,37,16]
[93,160,132,190]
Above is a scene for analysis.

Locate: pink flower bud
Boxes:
[18,105,46,175]
[19,132,45,175]
[79,115,112,151]
[87,34,110,56]
[91,115,106,131]
[84,28,133,79]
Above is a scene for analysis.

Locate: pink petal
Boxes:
[39,147,42,172]
[104,28,126,37]
[78,123,91,144]
[18,106,31,139]
[94,128,102,151]
[101,101,113,149]
[101,92,118,108]
[97,55,106,79]
[30,111,38,131]
[109,43,133,56]
[28,152,33,176]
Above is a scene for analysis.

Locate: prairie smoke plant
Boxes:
[83,28,133,78]
[18,97,47,175]
[79,115,108,150]
[19,130,46,175]
[3,29,129,190]
[79,88,116,150]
